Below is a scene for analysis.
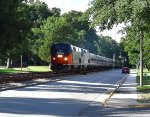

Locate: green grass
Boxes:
[0,68,21,73]
[137,70,150,103]
[26,66,51,72]
[137,85,150,93]
[137,70,150,102]
[137,70,150,91]
[0,66,51,73]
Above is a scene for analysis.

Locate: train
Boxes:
[50,43,120,72]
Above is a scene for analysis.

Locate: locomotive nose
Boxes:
[64,57,68,61]
[52,53,68,64]
[57,54,63,58]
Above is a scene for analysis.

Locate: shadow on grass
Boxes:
[0,66,51,73]
[137,75,150,93]
[0,68,22,73]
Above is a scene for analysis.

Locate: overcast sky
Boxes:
[40,0,124,43]
[41,0,90,14]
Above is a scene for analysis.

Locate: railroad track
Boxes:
[0,70,108,91]
[0,69,106,84]
[0,72,74,84]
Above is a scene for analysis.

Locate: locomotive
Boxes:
[50,43,120,72]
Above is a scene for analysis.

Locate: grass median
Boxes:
[137,70,150,103]
[0,66,51,73]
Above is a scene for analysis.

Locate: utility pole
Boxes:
[113,54,115,69]
[136,61,139,75]
[21,54,23,73]
[139,30,143,87]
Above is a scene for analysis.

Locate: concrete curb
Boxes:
[104,101,150,108]
[105,104,150,108]
[129,104,150,108]
[0,77,67,92]
[0,74,79,92]
[87,75,128,107]
[103,72,150,108]
[0,79,57,92]
[101,75,128,106]
[0,73,87,92]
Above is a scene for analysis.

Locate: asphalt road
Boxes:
[0,69,126,117]
[79,104,150,117]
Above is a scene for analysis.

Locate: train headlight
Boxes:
[53,58,56,60]
[57,55,63,58]
[64,57,68,61]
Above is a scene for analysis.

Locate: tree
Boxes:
[33,15,85,62]
[33,11,99,62]
[27,1,59,28]
[33,10,121,63]
[119,38,130,67]
[62,11,98,50]
[0,0,32,67]
[88,0,150,86]
[0,0,23,54]
[121,26,150,70]
[95,35,120,59]
[88,0,150,29]
[144,33,150,70]
[25,1,61,65]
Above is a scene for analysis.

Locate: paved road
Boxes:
[79,72,150,117]
[79,105,150,117]
[0,69,125,117]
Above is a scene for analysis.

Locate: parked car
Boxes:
[122,67,130,74]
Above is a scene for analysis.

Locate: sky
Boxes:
[40,0,124,43]
[41,0,90,14]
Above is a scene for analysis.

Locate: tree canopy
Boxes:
[121,26,150,70]
[88,0,150,69]
[33,11,99,62]
[0,0,122,66]
[0,0,30,54]
[88,0,150,31]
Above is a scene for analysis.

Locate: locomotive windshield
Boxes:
[51,43,72,56]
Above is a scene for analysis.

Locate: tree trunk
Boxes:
[139,30,143,87]
[6,57,11,68]
[146,63,150,71]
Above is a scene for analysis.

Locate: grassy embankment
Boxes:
[137,70,150,103]
[0,66,51,73]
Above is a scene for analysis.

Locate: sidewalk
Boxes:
[106,71,150,108]
[78,71,150,117]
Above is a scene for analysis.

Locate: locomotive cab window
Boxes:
[51,43,72,56]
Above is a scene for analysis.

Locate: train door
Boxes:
[72,46,81,70]
[81,49,84,69]
[81,49,90,70]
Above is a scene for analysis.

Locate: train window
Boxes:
[91,58,96,61]
[84,50,86,53]
[51,43,72,55]
[81,49,84,56]
[73,47,76,51]
[78,48,80,52]
[79,58,81,63]
[81,52,84,56]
